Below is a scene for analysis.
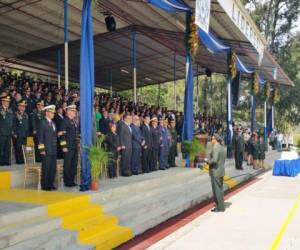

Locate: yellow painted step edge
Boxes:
[0,171,11,190]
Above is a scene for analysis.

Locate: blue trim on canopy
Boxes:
[236,56,254,74]
[197,28,230,53]
[147,0,191,12]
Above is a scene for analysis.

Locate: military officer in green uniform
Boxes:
[30,100,44,162]
[168,118,178,167]
[0,95,14,166]
[206,133,227,212]
[13,100,29,164]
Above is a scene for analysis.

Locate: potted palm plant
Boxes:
[86,135,110,191]
[183,137,206,168]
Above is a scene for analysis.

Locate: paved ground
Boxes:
[148,151,300,250]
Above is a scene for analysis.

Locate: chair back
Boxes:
[26,137,35,147]
[22,144,36,166]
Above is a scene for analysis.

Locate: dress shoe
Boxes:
[211,207,225,212]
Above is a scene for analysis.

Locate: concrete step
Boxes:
[91,168,202,202]
[0,205,47,228]
[81,225,132,250]
[98,172,210,212]
[124,183,213,235]
[107,175,211,224]
[0,216,61,249]
[3,229,77,250]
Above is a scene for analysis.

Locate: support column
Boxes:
[196,65,199,115]
[272,105,275,130]
[173,52,177,110]
[209,76,213,116]
[57,49,61,89]
[226,51,233,158]
[264,101,267,142]
[203,76,207,115]
[64,0,69,93]
[110,69,113,98]
[251,95,256,132]
[132,32,137,104]
[157,83,161,106]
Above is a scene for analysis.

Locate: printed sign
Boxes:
[195,0,211,33]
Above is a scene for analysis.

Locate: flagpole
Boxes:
[64,0,69,94]
[173,52,177,111]
[132,31,137,104]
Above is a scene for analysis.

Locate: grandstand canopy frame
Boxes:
[0,0,293,90]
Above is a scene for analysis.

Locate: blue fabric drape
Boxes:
[197,28,230,53]
[147,0,190,12]
[236,56,254,74]
[273,159,300,177]
[80,0,94,191]
[182,55,194,142]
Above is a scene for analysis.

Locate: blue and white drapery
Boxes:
[80,0,94,191]
[197,28,230,53]
[147,0,190,12]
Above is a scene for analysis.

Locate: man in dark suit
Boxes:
[12,100,29,164]
[158,116,170,170]
[98,110,111,135]
[232,127,244,170]
[130,115,144,174]
[150,116,160,171]
[59,105,79,187]
[0,95,14,166]
[141,115,152,173]
[54,105,64,159]
[38,105,57,191]
[117,113,132,176]
[30,100,44,162]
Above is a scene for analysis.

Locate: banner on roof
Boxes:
[195,0,211,33]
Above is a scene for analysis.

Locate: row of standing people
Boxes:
[232,127,267,170]
[104,114,178,178]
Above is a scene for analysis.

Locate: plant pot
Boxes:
[90,181,99,191]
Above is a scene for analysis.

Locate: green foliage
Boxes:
[86,135,110,181]
[183,138,206,161]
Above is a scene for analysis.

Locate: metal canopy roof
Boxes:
[0,0,293,89]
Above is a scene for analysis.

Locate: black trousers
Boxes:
[131,147,141,174]
[150,148,159,171]
[41,154,57,190]
[168,145,177,167]
[63,148,78,186]
[108,154,118,178]
[0,135,11,166]
[142,148,151,173]
[235,151,244,169]
[13,136,26,164]
[33,135,42,162]
[121,148,132,175]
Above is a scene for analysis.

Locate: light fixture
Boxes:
[145,77,152,81]
[121,69,129,74]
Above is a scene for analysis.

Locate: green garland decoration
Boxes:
[251,72,259,96]
[187,15,199,58]
[264,80,270,100]
[228,51,237,79]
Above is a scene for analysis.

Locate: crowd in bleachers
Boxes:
[0,69,228,189]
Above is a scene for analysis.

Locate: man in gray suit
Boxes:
[117,113,133,176]
[206,133,227,212]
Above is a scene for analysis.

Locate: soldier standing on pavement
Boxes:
[206,133,227,212]
[59,105,79,187]
[0,95,14,166]
[38,105,57,191]
[13,100,29,164]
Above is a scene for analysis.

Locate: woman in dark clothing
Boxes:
[150,116,160,171]
[252,134,259,169]
[258,136,266,169]
[105,123,121,178]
